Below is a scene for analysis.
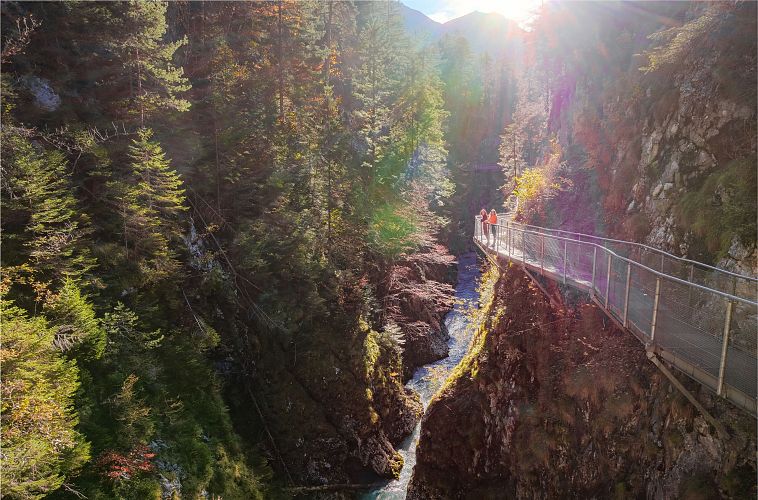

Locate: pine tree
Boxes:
[1,299,90,499]
[499,122,528,190]
[1,131,95,288]
[113,128,187,279]
[43,278,106,359]
[114,0,191,124]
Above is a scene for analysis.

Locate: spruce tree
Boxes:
[113,128,187,279]
[115,0,191,124]
[1,131,95,288]
[1,300,90,499]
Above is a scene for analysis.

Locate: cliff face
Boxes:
[602,8,757,276]
[408,262,756,499]
[511,2,756,276]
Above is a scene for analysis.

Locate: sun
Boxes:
[485,0,543,25]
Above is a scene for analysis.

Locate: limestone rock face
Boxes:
[408,266,756,499]
[539,3,757,277]
[21,76,61,111]
[629,59,757,269]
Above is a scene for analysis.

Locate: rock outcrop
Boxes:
[384,243,457,379]
[408,263,756,499]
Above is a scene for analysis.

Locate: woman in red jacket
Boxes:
[488,210,498,247]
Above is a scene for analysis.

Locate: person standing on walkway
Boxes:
[488,210,498,247]
[480,208,489,244]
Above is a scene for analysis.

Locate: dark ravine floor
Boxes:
[363,252,482,499]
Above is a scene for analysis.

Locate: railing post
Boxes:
[687,264,694,306]
[590,246,597,296]
[540,233,545,276]
[660,253,665,272]
[605,253,612,308]
[623,262,632,327]
[562,239,568,284]
[507,222,512,263]
[522,230,526,264]
[717,300,734,396]
[650,277,661,341]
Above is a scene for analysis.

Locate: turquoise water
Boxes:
[363,252,481,499]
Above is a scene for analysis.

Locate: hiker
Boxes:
[489,209,498,247]
[480,208,489,244]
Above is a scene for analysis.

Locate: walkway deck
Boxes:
[474,216,758,415]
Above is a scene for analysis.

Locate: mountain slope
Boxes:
[401,4,442,39]
[400,4,525,54]
[441,11,524,54]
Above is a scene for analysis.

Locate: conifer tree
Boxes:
[1,300,90,499]
[113,128,187,279]
[43,278,106,359]
[115,0,191,124]
[1,131,95,287]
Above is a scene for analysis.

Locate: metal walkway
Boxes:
[474,216,758,414]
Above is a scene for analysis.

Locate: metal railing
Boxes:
[474,215,758,414]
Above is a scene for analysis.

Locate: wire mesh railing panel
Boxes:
[523,231,540,268]
[510,226,519,258]
[655,283,724,379]
[607,255,627,318]
[508,217,758,303]
[626,266,656,339]
[543,235,563,275]
[726,301,758,398]
[594,250,611,302]
[566,240,592,285]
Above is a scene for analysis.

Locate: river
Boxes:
[363,252,481,499]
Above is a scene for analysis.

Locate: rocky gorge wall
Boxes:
[229,240,457,488]
[408,260,756,499]
[542,2,757,276]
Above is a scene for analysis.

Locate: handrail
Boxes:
[493,222,756,306]
[493,214,758,283]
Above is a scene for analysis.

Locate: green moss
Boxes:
[388,452,404,479]
[675,156,757,261]
[721,464,757,499]
[678,471,718,500]
[432,264,499,401]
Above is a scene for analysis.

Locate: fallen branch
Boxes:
[285,483,379,494]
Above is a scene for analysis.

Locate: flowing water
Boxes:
[363,252,481,499]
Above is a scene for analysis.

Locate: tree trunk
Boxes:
[324,1,333,246]
[277,0,284,120]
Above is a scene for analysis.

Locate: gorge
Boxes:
[1,1,756,499]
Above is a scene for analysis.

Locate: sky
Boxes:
[402,0,543,27]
